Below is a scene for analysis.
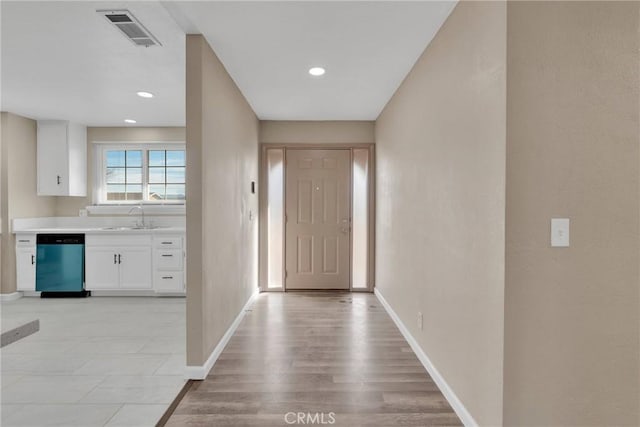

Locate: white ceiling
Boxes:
[164,1,456,121]
[1,1,455,126]
[1,1,186,127]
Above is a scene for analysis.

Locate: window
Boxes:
[148,150,186,201]
[105,150,143,201]
[96,144,185,204]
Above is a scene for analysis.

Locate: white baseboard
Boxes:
[20,291,41,298]
[90,290,185,297]
[184,287,260,380]
[374,288,478,427]
[0,292,22,302]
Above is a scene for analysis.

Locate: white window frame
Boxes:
[93,142,186,206]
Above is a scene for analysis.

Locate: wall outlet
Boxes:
[417,311,423,331]
[79,209,88,217]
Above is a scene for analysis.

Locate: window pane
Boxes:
[106,168,125,184]
[166,151,185,166]
[126,150,142,167]
[106,151,125,167]
[352,149,369,289]
[106,184,126,200]
[166,167,185,184]
[125,167,142,184]
[125,185,142,200]
[148,184,166,200]
[266,149,284,288]
[148,167,165,184]
[165,184,185,200]
[148,150,165,167]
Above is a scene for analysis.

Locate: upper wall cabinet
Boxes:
[37,120,87,196]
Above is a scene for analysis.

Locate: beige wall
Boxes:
[186,34,259,366]
[260,120,374,144]
[375,3,506,425]
[0,112,57,294]
[504,2,640,425]
[55,127,185,216]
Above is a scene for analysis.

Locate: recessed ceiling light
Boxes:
[309,67,326,77]
[137,91,154,98]
[124,119,137,124]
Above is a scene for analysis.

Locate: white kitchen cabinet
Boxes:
[85,235,152,291]
[37,120,87,196]
[154,249,183,271]
[119,247,152,289]
[85,247,120,289]
[153,235,185,293]
[154,272,183,292]
[16,247,36,291]
[15,234,36,291]
[14,231,184,296]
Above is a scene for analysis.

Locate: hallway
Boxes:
[164,292,461,426]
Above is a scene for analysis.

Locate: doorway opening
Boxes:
[259,145,375,292]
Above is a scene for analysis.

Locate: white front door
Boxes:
[285,149,351,290]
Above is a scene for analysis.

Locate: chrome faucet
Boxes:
[128,205,146,228]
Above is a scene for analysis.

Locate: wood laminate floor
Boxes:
[165,292,462,427]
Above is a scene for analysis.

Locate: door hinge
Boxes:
[285,270,288,278]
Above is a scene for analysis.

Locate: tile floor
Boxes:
[0,296,186,426]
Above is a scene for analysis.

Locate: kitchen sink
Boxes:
[100,226,167,231]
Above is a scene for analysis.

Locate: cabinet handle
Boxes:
[56,175,61,185]
[31,255,35,265]
[161,254,173,257]
[18,239,30,243]
[162,276,173,280]
[114,254,117,264]
[161,242,172,245]
[118,254,122,264]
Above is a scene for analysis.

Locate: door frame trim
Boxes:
[259,143,375,293]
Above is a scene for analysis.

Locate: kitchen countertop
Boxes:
[14,226,185,234]
[12,216,186,235]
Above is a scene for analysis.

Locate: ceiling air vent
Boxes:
[97,9,161,47]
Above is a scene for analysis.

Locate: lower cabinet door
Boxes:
[119,247,152,289]
[154,249,183,270]
[154,272,184,292]
[16,248,36,291]
[85,247,119,290]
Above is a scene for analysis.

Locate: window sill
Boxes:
[86,204,186,215]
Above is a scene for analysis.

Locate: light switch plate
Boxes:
[551,218,570,247]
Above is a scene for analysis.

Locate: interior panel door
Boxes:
[285,149,351,289]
